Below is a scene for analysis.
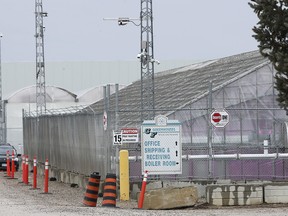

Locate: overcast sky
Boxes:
[0,0,259,63]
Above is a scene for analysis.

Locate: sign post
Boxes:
[141,115,182,175]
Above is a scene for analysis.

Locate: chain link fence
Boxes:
[23,103,288,182]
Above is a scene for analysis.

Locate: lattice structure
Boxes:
[23,105,91,117]
[140,0,155,121]
[0,35,6,143]
[35,0,47,116]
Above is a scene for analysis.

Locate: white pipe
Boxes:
[128,153,288,161]
[278,153,288,158]
[188,154,238,160]
[130,156,142,161]
[238,153,277,159]
[188,155,210,160]
[213,154,238,159]
[128,156,137,161]
[182,155,188,160]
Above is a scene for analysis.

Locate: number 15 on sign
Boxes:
[113,131,122,145]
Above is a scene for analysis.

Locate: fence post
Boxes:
[11,150,15,179]
[25,156,29,184]
[44,159,49,193]
[22,155,25,182]
[6,151,10,177]
[33,156,37,189]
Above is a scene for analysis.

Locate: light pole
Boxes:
[0,33,3,105]
[139,0,156,121]
[0,33,3,104]
[104,0,159,121]
[35,0,48,116]
[0,33,6,143]
[103,0,159,178]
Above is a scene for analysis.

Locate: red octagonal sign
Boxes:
[210,109,229,128]
[211,112,221,123]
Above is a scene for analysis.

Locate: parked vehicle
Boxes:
[0,144,20,171]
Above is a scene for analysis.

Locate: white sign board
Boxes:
[113,128,139,145]
[121,128,139,143]
[113,131,122,145]
[210,109,230,128]
[141,115,182,175]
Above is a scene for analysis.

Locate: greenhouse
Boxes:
[23,50,288,181]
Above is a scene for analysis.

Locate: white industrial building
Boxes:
[5,84,126,154]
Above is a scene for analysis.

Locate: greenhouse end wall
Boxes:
[159,63,288,180]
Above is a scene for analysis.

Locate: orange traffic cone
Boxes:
[83,172,101,207]
[102,173,117,207]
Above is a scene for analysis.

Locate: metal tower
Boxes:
[35,0,47,116]
[140,0,155,121]
[0,34,6,143]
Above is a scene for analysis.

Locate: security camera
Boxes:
[137,50,148,59]
[118,18,129,26]
[41,12,48,17]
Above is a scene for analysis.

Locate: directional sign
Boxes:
[211,109,229,128]
[141,115,182,175]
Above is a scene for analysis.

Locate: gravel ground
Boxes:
[1,171,288,215]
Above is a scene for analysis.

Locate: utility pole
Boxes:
[140,0,155,121]
[0,33,6,143]
[104,0,158,121]
[35,0,47,116]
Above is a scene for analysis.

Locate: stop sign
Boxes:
[211,112,221,123]
[210,109,229,128]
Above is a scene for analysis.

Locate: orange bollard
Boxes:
[33,156,37,189]
[44,159,49,193]
[22,155,25,183]
[25,156,29,184]
[11,150,15,179]
[138,170,148,209]
[6,151,10,177]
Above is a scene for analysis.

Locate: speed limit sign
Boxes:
[113,131,122,145]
